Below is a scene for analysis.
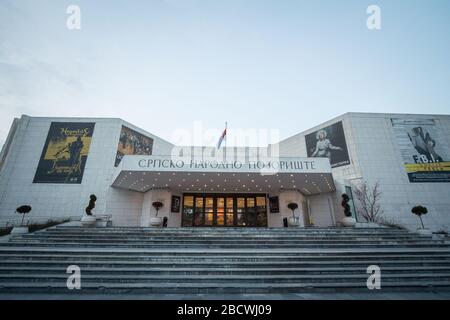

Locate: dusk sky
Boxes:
[1,0,449,147]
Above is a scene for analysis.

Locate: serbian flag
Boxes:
[217,123,227,149]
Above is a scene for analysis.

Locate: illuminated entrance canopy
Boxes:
[119,155,332,175]
[112,155,335,195]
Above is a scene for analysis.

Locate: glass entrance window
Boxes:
[236,197,246,226]
[226,198,234,226]
[182,196,194,227]
[256,196,268,227]
[246,197,256,227]
[216,197,225,226]
[182,194,267,227]
[194,197,204,226]
[205,197,214,226]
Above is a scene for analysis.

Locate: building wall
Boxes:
[268,190,308,228]
[348,113,450,231]
[0,115,173,227]
[2,113,449,231]
[278,112,450,232]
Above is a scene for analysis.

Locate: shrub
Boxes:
[28,219,70,233]
[377,217,405,230]
[0,227,13,237]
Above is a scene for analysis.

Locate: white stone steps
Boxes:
[1,272,449,282]
[2,253,449,261]
[2,259,450,268]
[1,265,449,274]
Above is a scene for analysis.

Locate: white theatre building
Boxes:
[0,112,449,231]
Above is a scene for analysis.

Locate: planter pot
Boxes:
[11,226,29,235]
[356,222,382,228]
[433,233,446,240]
[288,217,301,228]
[95,220,108,228]
[81,215,96,227]
[342,217,356,227]
[417,228,433,236]
[149,217,163,227]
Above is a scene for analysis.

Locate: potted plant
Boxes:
[11,205,32,234]
[287,202,300,227]
[412,205,432,236]
[150,201,164,227]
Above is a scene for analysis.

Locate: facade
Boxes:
[0,113,449,231]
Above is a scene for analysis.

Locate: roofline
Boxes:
[277,111,450,145]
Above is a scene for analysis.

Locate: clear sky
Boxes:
[1,0,449,147]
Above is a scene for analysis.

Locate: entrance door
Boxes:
[216,197,225,226]
[182,193,268,227]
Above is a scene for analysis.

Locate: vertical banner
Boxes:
[391,119,450,183]
[268,196,280,213]
[171,195,181,213]
[33,122,95,184]
[305,121,350,168]
[115,126,154,167]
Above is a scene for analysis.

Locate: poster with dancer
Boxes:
[115,126,154,166]
[34,122,95,184]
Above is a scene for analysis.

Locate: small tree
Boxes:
[411,206,428,229]
[16,205,32,226]
[152,201,163,217]
[287,203,298,218]
[353,181,383,223]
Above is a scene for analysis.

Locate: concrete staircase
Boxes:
[1,226,450,295]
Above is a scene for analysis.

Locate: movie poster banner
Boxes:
[305,121,350,168]
[33,122,95,184]
[391,119,450,183]
[115,126,154,167]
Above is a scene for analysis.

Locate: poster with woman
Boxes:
[305,121,350,168]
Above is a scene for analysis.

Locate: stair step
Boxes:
[1,226,449,294]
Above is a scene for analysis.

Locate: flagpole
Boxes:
[224,121,227,159]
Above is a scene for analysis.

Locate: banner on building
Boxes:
[391,118,450,183]
[305,121,350,168]
[115,126,154,167]
[171,195,181,213]
[33,122,95,184]
[268,196,280,213]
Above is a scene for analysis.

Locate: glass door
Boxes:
[204,197,214,226]
[216,197,225,226]
[182,195,194,227]
[182,193,268,227]
[256,196,268,227]
[246,197,257,227]
[236,197,246,226]
[194,196,204,226]
[226,197,234,226]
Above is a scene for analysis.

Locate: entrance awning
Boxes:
[111,155,335,195]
